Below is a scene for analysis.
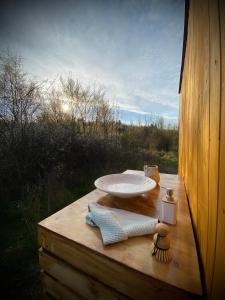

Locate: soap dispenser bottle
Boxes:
[161,188,177,225]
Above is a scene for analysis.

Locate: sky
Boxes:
[0,0,185,124]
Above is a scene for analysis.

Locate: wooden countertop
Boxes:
[38,170,202,297]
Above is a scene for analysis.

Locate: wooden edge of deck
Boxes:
[39,248,129,300]
[38,224,201,299]
[41,271,81,300]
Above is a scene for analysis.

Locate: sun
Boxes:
[62,103,70,113]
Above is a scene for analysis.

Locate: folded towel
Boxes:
[86,203,158,245]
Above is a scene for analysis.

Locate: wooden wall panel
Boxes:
[188,0,198,230]
[211,1,225,298]
[196,0,210,272]
[207,0,221,294]
[179,0,225,298]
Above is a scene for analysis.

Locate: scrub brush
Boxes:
[151,223,172,263]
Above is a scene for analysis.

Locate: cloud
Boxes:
[0,0,184,124]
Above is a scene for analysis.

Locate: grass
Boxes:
[0,184,90,300]
[0,200,41,299]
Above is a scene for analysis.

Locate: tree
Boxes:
[0,54,42,140]
[45,76,117,138]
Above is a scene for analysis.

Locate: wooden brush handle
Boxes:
[155,223,169,237]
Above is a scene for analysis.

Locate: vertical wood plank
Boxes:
[211,0,225,298]
[188,0,198,230]
[207,0,221,295]
[184,39,190,191]
[185,12,191,199]
[196,0,210,273]
[178,92,183,175]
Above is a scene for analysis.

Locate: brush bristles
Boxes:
[151,245,172,263]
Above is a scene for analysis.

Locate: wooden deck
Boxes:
[38,170,202,299]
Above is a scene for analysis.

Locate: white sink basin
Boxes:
[94,173,156,198]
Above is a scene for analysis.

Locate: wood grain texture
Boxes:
[211,1,225,299]
[38,171,202,299]
[39,249,128,300]
[179,0,225,298]
[39,228,195,300]
[41,271,81,300]
[195,0,210,273]
[207,0,221,295]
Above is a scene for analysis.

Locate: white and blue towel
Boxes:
[86,203,158,245]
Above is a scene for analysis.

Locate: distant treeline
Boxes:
[0,54,178,204]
